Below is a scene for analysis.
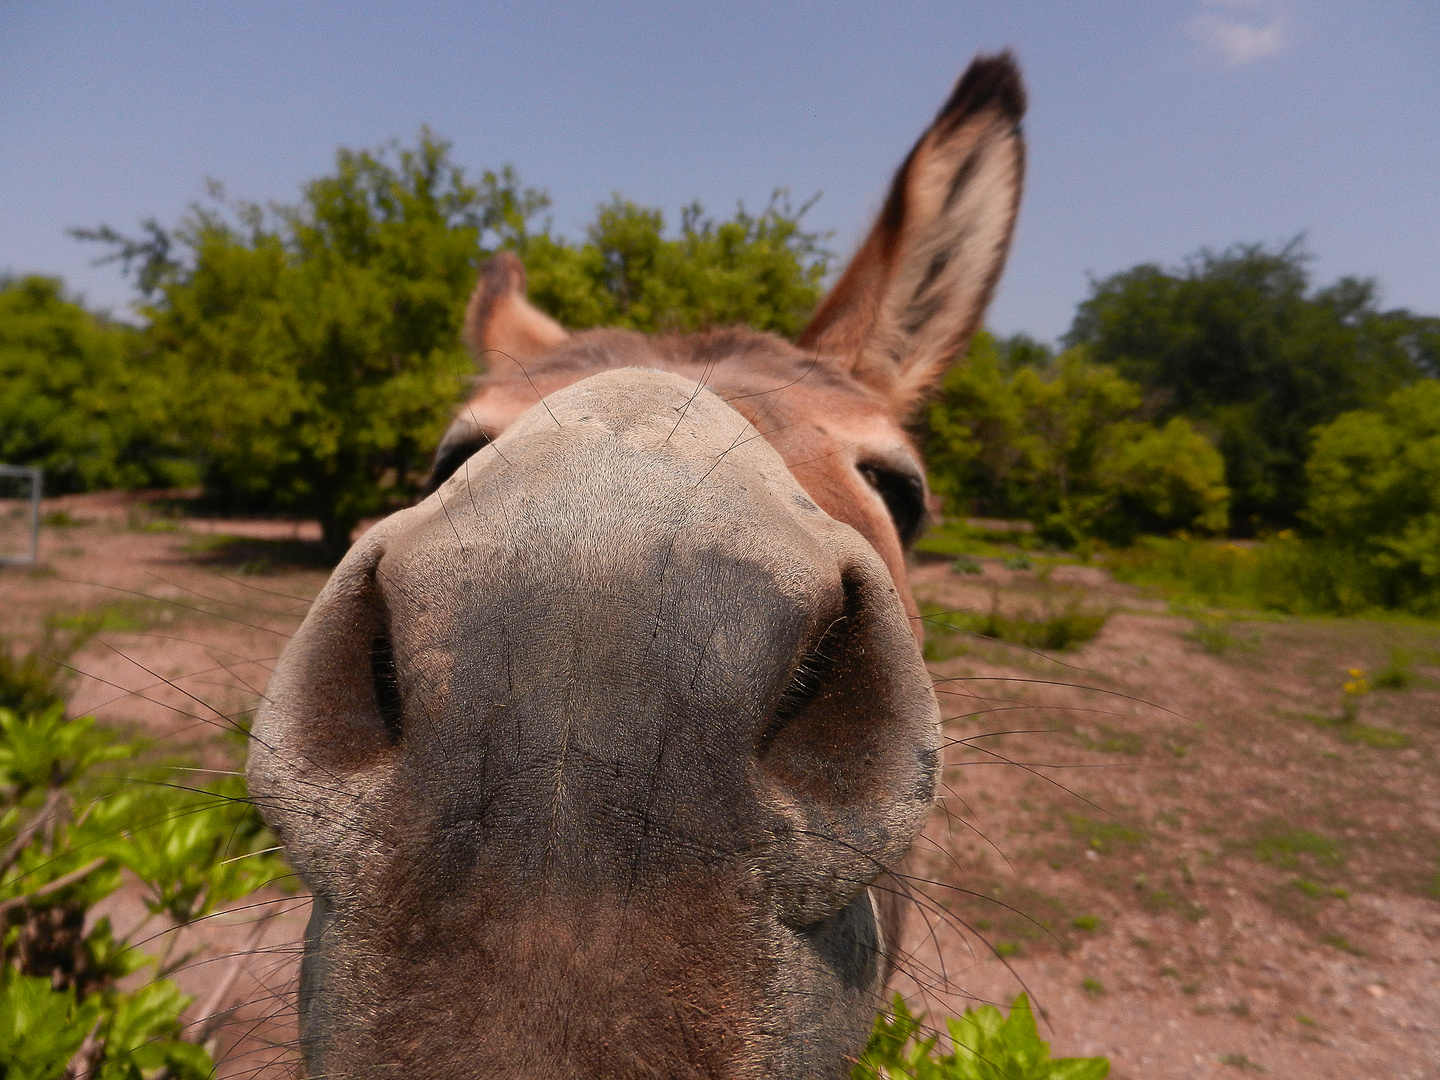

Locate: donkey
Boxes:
[249,52,1025,1079]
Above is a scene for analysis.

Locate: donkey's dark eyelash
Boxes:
[427,433,493,492]
[859,465,927,547]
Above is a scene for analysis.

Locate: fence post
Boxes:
[0,465,43,565]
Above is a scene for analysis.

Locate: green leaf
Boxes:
[0,972,103,1080]
[855,994,1108,1080]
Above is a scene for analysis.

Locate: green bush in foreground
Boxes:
[855,993,1108,1079]
[0,697,285,1078]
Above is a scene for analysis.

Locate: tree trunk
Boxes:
[320,514,357,562]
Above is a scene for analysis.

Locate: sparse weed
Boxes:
[1074,726,1145,756]
[1183,613,1259,656]
[1319,933,1363,956]
[916,519,1036,560]
[41,509,87,528]
[921,594,1110,656]
[1105,536,1431,616]
[1250,826,1344,871]
[1291,878,1349,899]
[1069,814,1146,854]
[1218,1052,1266,1071]
[47,601,157,636]
[1339,724,1410,749]
[1373,650,1413,690]
[1340,668,1370,721]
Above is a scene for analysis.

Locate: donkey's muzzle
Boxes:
[249,369,940,1079]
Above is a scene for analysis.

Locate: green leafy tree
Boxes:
[1066,240,1438,532]
[924,333,1228,546]
[120,132,485,554]
[1304,379,1440,611]
[82,139,828,554]
[517,194,829,337]
[0,277,186,493]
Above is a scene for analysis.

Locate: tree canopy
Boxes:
[0,276,184,493]
[65,133,830,553]
[1065,241,1439,532]
[923,332,1229,547]
[1305,379,1440,611]
[518,195,829,338]
[124,133,483,552]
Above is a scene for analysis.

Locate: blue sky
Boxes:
[2,1,1435,342]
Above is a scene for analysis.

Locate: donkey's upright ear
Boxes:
[463,251,569,366]
[798,52,1026,412]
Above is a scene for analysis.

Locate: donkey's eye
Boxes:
[427,432,492,492]
[858,464,927,547]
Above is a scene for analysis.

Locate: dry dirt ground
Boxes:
[3,491,1438,1078]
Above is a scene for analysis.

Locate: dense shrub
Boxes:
[0,277,189,493]
[1304,380,1440,612]
[122,134,484,553]
[923,333,1228,547]
[1067,240,1438,531]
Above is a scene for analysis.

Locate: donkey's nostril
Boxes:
[761,617,846,754]
[370,631,404,741]
[758,570,864,757]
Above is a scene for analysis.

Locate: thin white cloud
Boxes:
[1188,2,1286,66]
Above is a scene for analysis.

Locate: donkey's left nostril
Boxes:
[760,617,846,754]
[757,569,864,757]
[370,631,404,741]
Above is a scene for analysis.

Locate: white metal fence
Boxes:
[0,465,42,565]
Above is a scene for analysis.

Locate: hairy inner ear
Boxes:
[799,52,1026,414]
[464,250,569,366]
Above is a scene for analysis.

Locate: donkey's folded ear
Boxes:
[798,52,1026,413]
[463,250,569,367]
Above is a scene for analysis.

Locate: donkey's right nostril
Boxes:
[370,631,404,741]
